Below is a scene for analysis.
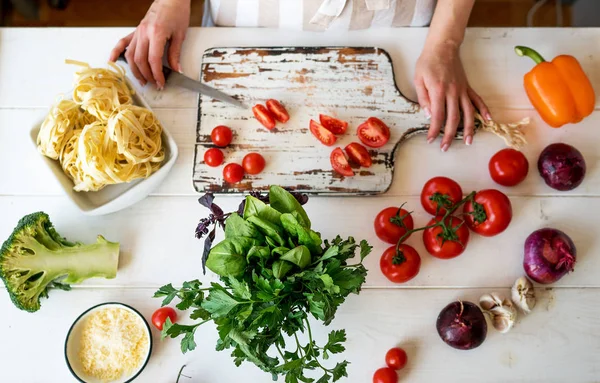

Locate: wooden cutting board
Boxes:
[193,46,467,195]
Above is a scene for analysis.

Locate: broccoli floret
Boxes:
[0,212,120,312]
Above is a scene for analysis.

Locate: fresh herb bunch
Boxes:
[155,186,372,382]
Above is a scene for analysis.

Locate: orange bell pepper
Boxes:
[515,45,595,128]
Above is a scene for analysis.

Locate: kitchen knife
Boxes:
[117,53,247,109]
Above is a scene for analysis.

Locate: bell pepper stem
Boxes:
[515,46,546,64]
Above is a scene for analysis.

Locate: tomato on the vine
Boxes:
[357,117,390,148]
[242,153,266,175]
[374,207,414,244]
[151,307,177,331]
[464,189,512,237]
[210,125,233,147]
[380,244,421,283]
[489,148,529,187]
[330,148,354,177]
[385,347,408,370]
[373,367,397,383]
[420,176,463,216]
[423,216,470,259]
[223,163,244,183]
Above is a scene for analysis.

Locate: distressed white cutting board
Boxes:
[193,46,465,195]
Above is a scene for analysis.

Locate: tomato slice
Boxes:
[344,142,372,168]
[252,104,276,130]
[330,148,354,177]
[357,117,390,148]
[310,119,337,146]
[319,114,348,135]
[266,99,290,123]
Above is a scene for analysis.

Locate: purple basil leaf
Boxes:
[198,193,215,210]
[291,191,309,206]
[211,203,224,218]
[237,199,246,216]
[195,218,212,239]
[250,191,269,203]
[202,227,216,275]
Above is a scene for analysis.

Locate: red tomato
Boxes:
[223,163,244,183]
[489,148,529,187]
[204,148,224,167]
[242,153,266,175]
[330,148,354,177]
[373,367,397,383]
[374,207,414,244]
[252,104,276,130]
[345,142,372,168]
[210,125,233,147]
[380,244,421,283]
[151,307,177,331]
[423,216,470,259]
[420,176,463,216]
[463,189,512,237]
[385,347,408,370]
[266,99,290,123]
[320,114,348,135]
[357,117,390,148]
[310,119,337,146]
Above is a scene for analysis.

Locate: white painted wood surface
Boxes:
[1,27,600,383]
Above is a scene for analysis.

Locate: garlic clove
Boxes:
[511,276,536,314]
[479,292,517,333]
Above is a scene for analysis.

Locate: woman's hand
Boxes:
[109,0,191,89]
[414,40,491,151]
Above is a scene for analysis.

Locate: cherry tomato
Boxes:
[357,117,390,148]
[223,163,244,183]
[210,125,233,147]
[420,176,463,216]
[380,244,421,283]
[489,148,529,187]
[266,99,290,123]
[252,104,276,130]
[463,189,512,237]
[373,367,397,383]
[345,142,372,168]
[151,307,177,331]
[374,207,414,244]
[330,148,354,177]
[204,148,224,167]
[310,119,337,146]
[242,152,266,175]
[423,216,470,259]
[385,347,408,370]
[320,114,348,135]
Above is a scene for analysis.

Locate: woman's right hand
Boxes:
[109,0,191,89]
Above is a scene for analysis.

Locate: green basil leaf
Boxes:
[247,216,286,247]
[280,245,311,269]
[269,185,311,228]
[243,196,282,226]
[297,226,323,256]
[205,237,258,277]
[265,236,278,249]
[291,210,308,228]
[271,246,290,258]
[280,213,300,237]
[272,260,294,279]
[225,213,263,240]
[247,245,270,262]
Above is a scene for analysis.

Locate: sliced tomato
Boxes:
[266,99,290,123]
[330,148,354,177]
[252,104,276,130]
[319,114,348,135]
[310,119,337,146]
[344,142,372,168]
[357,117,390,148]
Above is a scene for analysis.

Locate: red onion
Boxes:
[524,228,576,284]
[436,301,487,350]
[537,143,586,191]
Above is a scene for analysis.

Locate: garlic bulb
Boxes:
[479,293,517,333]
[511,276,536,314]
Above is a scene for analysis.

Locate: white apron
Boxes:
[202,0,437,31]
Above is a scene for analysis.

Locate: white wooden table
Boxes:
[1,27,599,383]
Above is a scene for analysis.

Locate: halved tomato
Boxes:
[344,142,372,168]
[252,104,276,130]
[320,114,348,135]
[266,99,290,123]
[357,117,390,148]
[310,120,337,146]
[330,148,354,177]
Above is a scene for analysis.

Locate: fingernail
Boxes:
[423,107,431,119]
[427,137,434,144]
[486,113,492,121]
[466,135,473,145]
[157,82,164,91]
[441,143,449,152]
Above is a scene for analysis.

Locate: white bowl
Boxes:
[65,302,153,383]
[30,81,178,216]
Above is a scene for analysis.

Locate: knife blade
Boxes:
[117,53,247,109]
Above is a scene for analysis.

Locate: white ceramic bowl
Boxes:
[65,302,152,383]
[30,81,178,216]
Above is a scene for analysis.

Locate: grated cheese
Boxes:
[79,307,149,382]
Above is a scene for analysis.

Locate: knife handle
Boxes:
[116,51,173,81]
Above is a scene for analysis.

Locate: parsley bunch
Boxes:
[155,186,372,382]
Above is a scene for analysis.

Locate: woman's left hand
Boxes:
[414,41,491,151]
